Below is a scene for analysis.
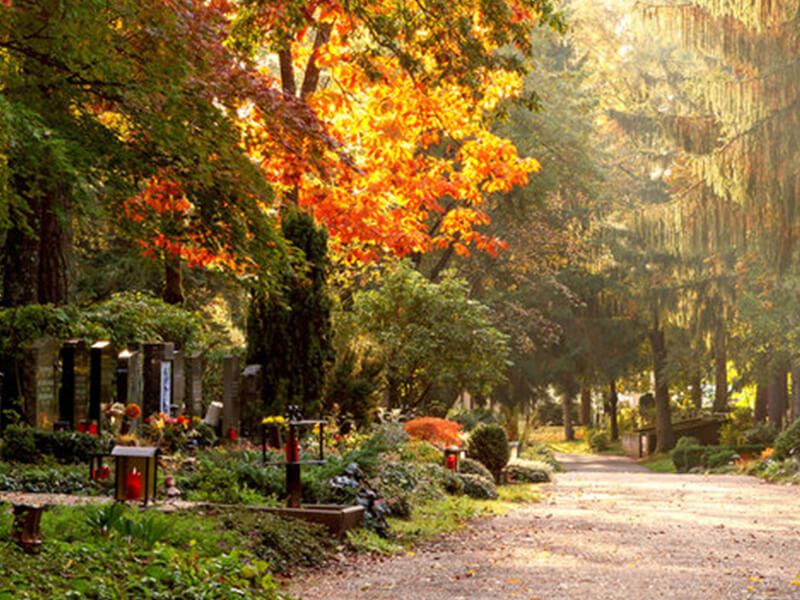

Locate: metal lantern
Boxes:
[111,446,159,505]
[444,445,460,471]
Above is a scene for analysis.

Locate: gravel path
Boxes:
[291,455,800,600]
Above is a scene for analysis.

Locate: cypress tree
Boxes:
[246,210,333,417]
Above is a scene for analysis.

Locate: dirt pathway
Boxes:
[291,455,800,600]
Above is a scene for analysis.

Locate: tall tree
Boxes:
[246,210,333,417]
[0,0,327,307]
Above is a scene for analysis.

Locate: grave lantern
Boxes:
[111,446,158,505]
[444,445,460,471]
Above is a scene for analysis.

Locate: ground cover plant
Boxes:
[0,503,293,600]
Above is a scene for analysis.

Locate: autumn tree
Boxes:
[233,0,566,263]
[0,0,328,308]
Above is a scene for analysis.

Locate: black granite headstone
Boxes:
[89,341,114,428]
[222,356,240,435]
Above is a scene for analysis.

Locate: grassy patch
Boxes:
[497,483,542,504]
[347,483,541,555]
[641,453,676,473]
[548,438,591,454]
[0,503,299,599]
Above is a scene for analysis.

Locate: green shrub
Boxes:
[0,462,102,494]
[466,423,509,483]
[718,422,744,446]
[675,435,700,448]
[458,457,494,483]
[0,424,37,462]
[369,422,410,450]
[671,444,707,473]
[519,442,562,472]
[398,439,442,464]
[744,422,778,446]
[175,451,282,504]
[587,428,611,452]
[774,419,800,460]
[34,430,102,463]
[456,473,498,500]
[705,449,737,469]
[506,459,552,483]
[671,443,766,473]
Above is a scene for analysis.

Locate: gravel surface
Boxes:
[290,455,800,600]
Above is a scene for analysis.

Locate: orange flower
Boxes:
[125,404,142,419]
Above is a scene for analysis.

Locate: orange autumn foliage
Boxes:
[124,173,242,271]
[404,417,463,447]
[242,0,555,264]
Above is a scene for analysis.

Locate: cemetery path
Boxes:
[290,454,800,600]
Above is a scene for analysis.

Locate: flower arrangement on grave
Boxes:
[103,402,127,437]
[140,412,215,453]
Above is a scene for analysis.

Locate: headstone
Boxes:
[185,353,203,418]
[21,337,60,430]
[142,343,174,418]
[117,349,143,431]
[222,356,240,435]
[172,350,185,415]
[203,401,223,428]
[240,364,263,437]
[59,339,89,429]
[89,341,115,429]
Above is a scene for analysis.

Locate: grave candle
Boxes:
[126,468,142,500]
[446,454,457,470]
[88,423,98,435]
[285,439,299,462]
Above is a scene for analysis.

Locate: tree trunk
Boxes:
[580,386,592,426]
[690,370,703,409]
[792,362,800,423]
[162,256,184,305]
[754,373,768,423]
[562,391,574,441]
[712,325,727,412]
[649,324,674,452]
[607,379,619,441]
[767,360,788,430]
[2,179,73,307]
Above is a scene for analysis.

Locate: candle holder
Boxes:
[111,446,159,505]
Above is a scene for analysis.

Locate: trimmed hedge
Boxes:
[1,425,102,464]
[458,457,494,483]
[466,423,509,483]
[505,459,551,483]
[672,443,766,473]
[456,473,498,500]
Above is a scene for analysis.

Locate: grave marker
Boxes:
[89,341,114,429]
[59,339,89,429]
[222,356,240,436]
[240,364,263,437]
[117,349,143,431]
[143,343,174,418]
[185,353,203,418]
[172,350,185,415]
[22,337,60,430]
